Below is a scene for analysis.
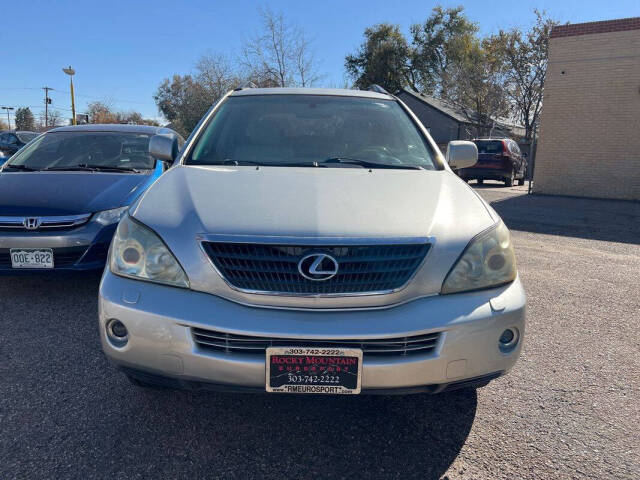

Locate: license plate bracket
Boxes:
[266,347,362,394]
[10,248,54,269]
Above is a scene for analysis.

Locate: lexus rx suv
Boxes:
[99,88,525,395]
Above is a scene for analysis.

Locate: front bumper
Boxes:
[99,270,526,393]
[0,222,116,272]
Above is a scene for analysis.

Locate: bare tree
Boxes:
[195,53,243,96]
[241,6,320,87]
[487,11,557,141]
[38,110,62,129]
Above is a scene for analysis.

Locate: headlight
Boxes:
[441,221,516,294]
[94,206,129,225]
[109,214,189,288]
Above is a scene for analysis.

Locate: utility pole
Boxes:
[1,106,14,129]
[43,86,53,128]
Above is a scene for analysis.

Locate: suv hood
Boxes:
[0,170,157,216]
[131,165,497,308]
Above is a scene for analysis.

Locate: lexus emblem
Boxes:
[23,217,42,230]
[298,253,339,281]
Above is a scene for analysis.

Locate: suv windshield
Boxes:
[186,95,437,169]
[475,140,504,155]
[5,131,155,171]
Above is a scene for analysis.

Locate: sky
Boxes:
[2,0,639,125]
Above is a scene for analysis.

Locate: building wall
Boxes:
[534,27,640,200]
[397,93,465,149]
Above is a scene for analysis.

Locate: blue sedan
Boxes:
[0,124,183,272]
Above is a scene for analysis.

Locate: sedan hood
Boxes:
[0,171,156,215]
[131,165,498,308]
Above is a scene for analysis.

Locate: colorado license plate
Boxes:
[10,248,54,268]
[266,347,362,394]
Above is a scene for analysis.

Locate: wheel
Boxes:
[504,170,514,187]
[477,178,484,185]
[517,177,525,186]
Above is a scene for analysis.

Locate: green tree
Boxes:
[14,107,36,131]
[409,6,478,95]
[154,74,215,137]
[486,11,558,141]
[154,54,242,136]
[441,37,510,136]
[345,23,411,93]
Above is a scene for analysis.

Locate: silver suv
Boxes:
[99,87,525,395]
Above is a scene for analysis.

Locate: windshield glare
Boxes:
[7,132,155,170]
[187,95,437,169]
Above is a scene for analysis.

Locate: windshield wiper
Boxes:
[318,157,425,170]
[207,159,318,167]
[43,164,141,173]
[2,164,40,171]
[78,164,141,173]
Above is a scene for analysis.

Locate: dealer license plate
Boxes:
[266,347,362,394]
[10,248,54,269]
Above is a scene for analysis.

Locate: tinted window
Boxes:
[475,140,504,154]
[7,132,155,170]
[187,95,437,169]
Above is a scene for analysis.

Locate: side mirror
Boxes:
[149,134,179,164]
[446,140,477,170]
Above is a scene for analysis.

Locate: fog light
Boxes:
[499,327,518,352]
[499,329,514,344]
[106,319,128,347]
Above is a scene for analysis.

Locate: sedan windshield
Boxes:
[5,131,155,171]
[186,95,437,169]
[16,132,39,143]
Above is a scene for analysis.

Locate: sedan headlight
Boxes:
[109,214,189,288]
[94,206,129,225]
[441,221,516,294]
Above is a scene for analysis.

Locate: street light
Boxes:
[1,106,14,129]
[62,66,77,125]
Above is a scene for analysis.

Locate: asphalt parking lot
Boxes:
[1,182,638,479]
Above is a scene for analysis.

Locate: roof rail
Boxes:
[368,84,389,94]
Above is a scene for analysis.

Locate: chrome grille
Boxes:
[202,242,430,295]
[0,214,91,231]
[192,328,441,358]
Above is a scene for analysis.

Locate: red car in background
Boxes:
[457,138,527,187]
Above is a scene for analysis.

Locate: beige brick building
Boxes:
[534,18,640,200]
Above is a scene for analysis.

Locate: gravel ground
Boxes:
[1,183,638,479]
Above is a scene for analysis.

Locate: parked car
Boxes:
[99,87,525,395]
[0,131,39,157]
[457,138,527,186]
[0,124,183,272]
